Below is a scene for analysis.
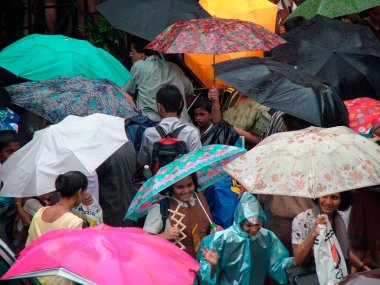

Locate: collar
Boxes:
[169,194,196,207]
[160,117,180,123]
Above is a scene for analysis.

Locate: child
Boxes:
[192,97,214,138]
[197,192,294,285]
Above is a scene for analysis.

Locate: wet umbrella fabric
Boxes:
[0,114,128,197]
[1,225,200,285]
[271,15,380,100]
[6,76,140,124]
[126,144,246,221]
[213,56,349,127]
[289,0,380,20]
[0,34,131,87]
[146,17,286,54]
[97,0,211,41]
[224,126,380,198]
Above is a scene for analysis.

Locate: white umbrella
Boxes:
[224,126,380,198]
[0,113,128,197]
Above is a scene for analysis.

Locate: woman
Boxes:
[26,171,88,285]
[292,192,371,273]
[208,87,271,148]
[143,173,215,258]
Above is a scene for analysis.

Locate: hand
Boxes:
[82,192,94,206]
[208,86,219,102]
[215,225,224,231]
[162,227,180,240]
[201,247,219,266]
[312,215,327,237]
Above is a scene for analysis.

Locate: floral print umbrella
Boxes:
[344,97,380,134]
[224,126,380,198]
[6,76,140,124]
[145,17,286,54]
[126,144,245,221]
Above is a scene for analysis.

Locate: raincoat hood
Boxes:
[233,192,266,238]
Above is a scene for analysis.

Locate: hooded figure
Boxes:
[196,192,293,285]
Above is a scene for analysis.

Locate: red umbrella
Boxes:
[344,97,380,134]
[146,17,285,54]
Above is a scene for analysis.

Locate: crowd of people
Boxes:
[0,2,380,285]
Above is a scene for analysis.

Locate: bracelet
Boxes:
[14,202,22,207]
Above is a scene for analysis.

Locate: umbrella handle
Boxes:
[194,192,213,226]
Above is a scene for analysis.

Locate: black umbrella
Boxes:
[271,15,380,100]
[213,56,349,127]
[96,0,211,41]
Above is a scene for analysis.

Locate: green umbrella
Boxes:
[0,34,131,87]
[289,0,380,20]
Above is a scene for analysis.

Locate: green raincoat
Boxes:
[197,193,293,285]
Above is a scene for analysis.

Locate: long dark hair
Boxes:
[165,172,199,196]
[55,171,88,198]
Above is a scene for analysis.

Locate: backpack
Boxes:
[151,125,188,174]
[159,197,170,233]
[124,115,159,152]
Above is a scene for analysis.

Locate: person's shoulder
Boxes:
[293,208,314,222]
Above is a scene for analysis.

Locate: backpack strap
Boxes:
[155,125,167,138]
[159,197,170,233]
[171,125,187,138]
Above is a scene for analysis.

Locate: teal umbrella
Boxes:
[126,144,246,221]
[0,34,131,87]
[289,0,380,20]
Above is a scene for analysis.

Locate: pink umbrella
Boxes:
[1,225,200,285]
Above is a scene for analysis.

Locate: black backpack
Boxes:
[151,125,188,174]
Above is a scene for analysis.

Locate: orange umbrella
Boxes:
[185,0,278,88]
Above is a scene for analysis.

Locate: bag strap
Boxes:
[155,125,167,138]
[159,197,170,233]
[171,125,187,138]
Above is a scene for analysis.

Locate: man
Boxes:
[96,141,136,227]
[124,36,193,121]
[138,85,201,167]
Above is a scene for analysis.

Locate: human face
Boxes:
[194,107,212,129]
[319,193,341,216]
[129,45,145,64]
[369,6,380,27]
[172,175,195,203]
[0,142,20,163]
[241,220,261,237]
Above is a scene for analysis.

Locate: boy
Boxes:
[192,97,213,138]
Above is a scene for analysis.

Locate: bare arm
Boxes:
[208,86,222,123]
[234,127,261,146]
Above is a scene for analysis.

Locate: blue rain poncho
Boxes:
[196,192,294,285]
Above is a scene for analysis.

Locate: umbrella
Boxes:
[0,113,128,197]
[340,268,380,285]
[146,17,286,54]
[223,126,380,198]
[126,144,245,221]
[213,56,349,127]
[185,0,278,88]
[6,76,140,124]
[1,225,200,285]
[289,0,380,20]
[0,34,131,87]
[96,0,211,41]
[344,97,380,134]
[271,15,380,100]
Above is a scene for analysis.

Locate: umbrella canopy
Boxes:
[224,126,380,198]
[344,97,380,134]
[213,56,349,127]
[184,0,277,88]
[1,225,200,285]
[289,0,380,20]
[340,268,380,285]
[96,0,211,41]
[271,15,380,100]
[0,113,128,197]
[6,76,139,124]
[0,34,131,87]
[126,144,245,221]
[146,17,286,54]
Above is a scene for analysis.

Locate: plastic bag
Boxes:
[201,120,240,146]
[314,218,348,285]
[72,197,103,227]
